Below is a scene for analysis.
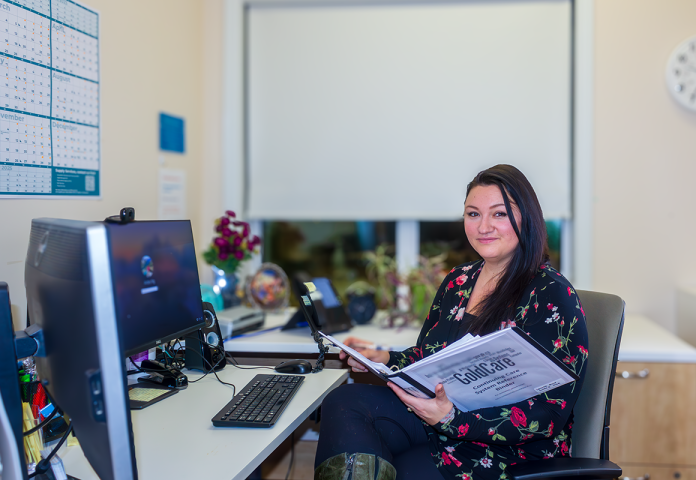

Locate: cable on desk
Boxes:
[27,422,73,478]
[224,352,276,371]
[223,325,283,341]
[182,345,237,395]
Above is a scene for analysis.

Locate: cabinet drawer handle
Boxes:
[622,475,650,480]
[616,368,649,379]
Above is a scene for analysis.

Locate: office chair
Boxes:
[507,290,625,480]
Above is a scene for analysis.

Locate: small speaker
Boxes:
[184,302,226,372]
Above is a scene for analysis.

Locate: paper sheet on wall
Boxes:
[158,168,186,220]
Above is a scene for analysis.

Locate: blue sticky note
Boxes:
[159,113,185,153]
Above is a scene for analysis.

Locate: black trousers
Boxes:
[315,383,445,479]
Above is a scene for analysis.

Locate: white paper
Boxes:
[158,168,186,220]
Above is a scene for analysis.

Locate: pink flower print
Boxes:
[578,345,588,356]
[553,338,563,349]
[547,421,554,437]
[475,414,481,419]
[450,306,459,316]
[528,399,534,408]
[480,458,493,468]
[563,355,576,364]
[488,428,495,435]
[456,274,468,286]
[472,442,488,448]
[580,305,585,316]
[455,308,465,321]
[462,265,473,272]
[450,268,456,273]
[447,281,454,290]
[561,442,569,455]
[567,287,572,296]
[458,423,469,437]
[547,303,554,310]
[553,439,560,446]
[561,401,566,410]
[461,475,472,480]
[534,302,539,312]
[517,449,526,459]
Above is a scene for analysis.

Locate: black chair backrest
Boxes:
[572,290,625,459]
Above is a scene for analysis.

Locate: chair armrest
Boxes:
[506,458,622,480]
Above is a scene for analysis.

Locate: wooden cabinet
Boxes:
[610,361,696,479]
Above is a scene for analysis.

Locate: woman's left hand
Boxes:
[387,382,454,426]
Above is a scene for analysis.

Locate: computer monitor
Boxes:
[25,218,138,480]
[104,220,205,356]
[24,218,205,480]
[0,282,28,480]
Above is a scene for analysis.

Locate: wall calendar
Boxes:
[0,0,99,198]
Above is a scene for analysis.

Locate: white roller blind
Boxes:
[247,1,571,220]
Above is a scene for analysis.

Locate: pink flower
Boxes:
[547,303,554,310]
[218,252,228,260]
[220,217,230,226]
[567,287,572,296]
[547,421,554,437]
[561,442,569,455]
[580,305,585,316]
[214,237,227,247]
[534,302,539,312]
[225,210,236,217]
[553,338,563,349]
[447,281,454,289]
[233,236,242,246]
[517,449,526,459]
[480,458,492,468]
[456,275,467,285]
[531,289,536,295]
[563,355,575,364]
[458,423,469,437]
[475,414,481,419]
[488,428,495,436]
[561,401,566,410]
[234,250,244,260]
[578,345,588,356]
[222,227,232,237]
[455,309,465,321]
[472,442,488,448]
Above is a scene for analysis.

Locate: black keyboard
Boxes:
[211,374,304,428]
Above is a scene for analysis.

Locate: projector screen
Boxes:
[247,1,571,220]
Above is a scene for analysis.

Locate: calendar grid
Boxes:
[0,0,98,197]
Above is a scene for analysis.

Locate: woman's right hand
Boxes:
[339,336,391,372]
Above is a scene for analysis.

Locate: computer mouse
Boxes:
[274,359,313,374]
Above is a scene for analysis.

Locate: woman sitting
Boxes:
[314,164,589,480]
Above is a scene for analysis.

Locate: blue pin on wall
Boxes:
[159,113,185,153]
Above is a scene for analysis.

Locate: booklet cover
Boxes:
[320,327,579,413]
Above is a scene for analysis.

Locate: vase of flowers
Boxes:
[203,210,261,308]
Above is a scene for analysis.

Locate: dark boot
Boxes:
[315,453,396,480]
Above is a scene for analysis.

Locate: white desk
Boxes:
[618,313,696,363]
[225,310,421,355]
[60,367,348,480]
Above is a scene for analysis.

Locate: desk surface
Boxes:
[225,310,696,364]
[224,310,421,354]
[60,367,348,480]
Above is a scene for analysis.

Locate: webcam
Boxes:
[104,207,136,224]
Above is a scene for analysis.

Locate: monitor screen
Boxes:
[105,221,205,357]
[26,218,138,480]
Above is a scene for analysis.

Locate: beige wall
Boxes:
[0,0,224,329]
[594,0,696,330]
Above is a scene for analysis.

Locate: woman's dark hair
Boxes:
[465,164,549,335]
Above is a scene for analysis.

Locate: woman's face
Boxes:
[464,185,522,268]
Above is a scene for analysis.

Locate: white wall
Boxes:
[593,0,696,331]
[0,0,226,329]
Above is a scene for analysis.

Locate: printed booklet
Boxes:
[320,327,579,412]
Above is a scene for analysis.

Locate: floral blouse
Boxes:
[387,260,589,480]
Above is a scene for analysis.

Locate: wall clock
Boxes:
[666,35,696,112]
